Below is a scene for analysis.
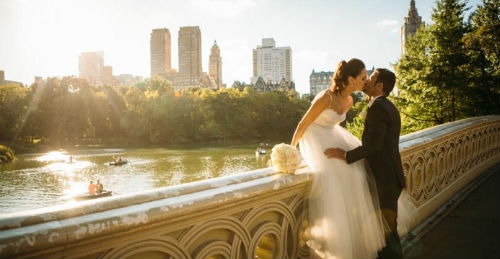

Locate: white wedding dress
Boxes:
[299,90,416,259]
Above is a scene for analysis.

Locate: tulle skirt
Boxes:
[299,123,387,259]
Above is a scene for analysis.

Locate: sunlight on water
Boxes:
[46,160,93,173]
[62,179,88,199]
[199,156,215,180]
[36,151,69,162]
[0,147,271,214]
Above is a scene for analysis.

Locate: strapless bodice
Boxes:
[313,109,346,128]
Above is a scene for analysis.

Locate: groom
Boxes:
[324,68,406,259]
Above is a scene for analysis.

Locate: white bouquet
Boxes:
[270,143,302,173]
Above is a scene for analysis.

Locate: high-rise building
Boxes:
[401,0,423,54]
[209,41,222,88]
[150,28,172,76]
[102,66,114,86]
[178,26,202,87]
[79,51,104,85]
[252,38,292,84]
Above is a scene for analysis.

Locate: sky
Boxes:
[0,0,483,94]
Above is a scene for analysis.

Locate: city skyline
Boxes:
[0,0,483,93]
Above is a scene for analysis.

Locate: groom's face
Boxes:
[363,71,378,97]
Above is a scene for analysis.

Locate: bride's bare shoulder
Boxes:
[323,89,334,96]
[322,89,334,103]
[311,90,332,107]
[312,90,330,100]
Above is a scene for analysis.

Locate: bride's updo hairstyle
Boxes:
[331,58,366,94]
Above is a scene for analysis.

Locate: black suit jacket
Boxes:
[346,96,406,193]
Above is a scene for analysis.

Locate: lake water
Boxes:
[0,147,271,214]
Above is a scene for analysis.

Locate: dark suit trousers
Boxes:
[377,187,403,259]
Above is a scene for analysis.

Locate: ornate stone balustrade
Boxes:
[399,115,500,225]
[0,115,498,259]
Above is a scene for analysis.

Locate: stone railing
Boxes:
[0,115,498,259]
[399,115,500,225]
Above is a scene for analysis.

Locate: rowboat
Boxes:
[255,148,267,156]
[107,160,128,166]
[74,190,112,200]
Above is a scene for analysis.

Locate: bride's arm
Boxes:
[291,93,330,148]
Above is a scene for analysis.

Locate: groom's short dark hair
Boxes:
[375,68,396,96]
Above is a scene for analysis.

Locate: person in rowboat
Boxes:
[96,179,103,194]
[88,180,96,195]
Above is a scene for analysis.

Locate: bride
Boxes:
[291,58,389,259]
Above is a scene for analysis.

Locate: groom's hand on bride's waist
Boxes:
[324,148,346,161]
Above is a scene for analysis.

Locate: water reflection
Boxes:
[36,150,69,163]
[46,160,93,173]
[0,147,271,214]
[62,179,87,199]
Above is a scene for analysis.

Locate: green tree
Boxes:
[394,0,472,133]
[2,75,313,147]
[0,84,28,142]
[345,94,369,139]
[121,87,148,142]
[463,0,500,115]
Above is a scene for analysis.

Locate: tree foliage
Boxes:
[0,77,309,147]
[463,0,500,115]
[393,0,499,134]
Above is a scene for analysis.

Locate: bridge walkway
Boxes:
[404,164,500,258]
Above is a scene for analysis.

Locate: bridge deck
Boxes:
[404,165,500,258]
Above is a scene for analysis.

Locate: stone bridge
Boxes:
[0,115,499,259]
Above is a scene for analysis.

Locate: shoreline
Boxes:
[2,139,283,155]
